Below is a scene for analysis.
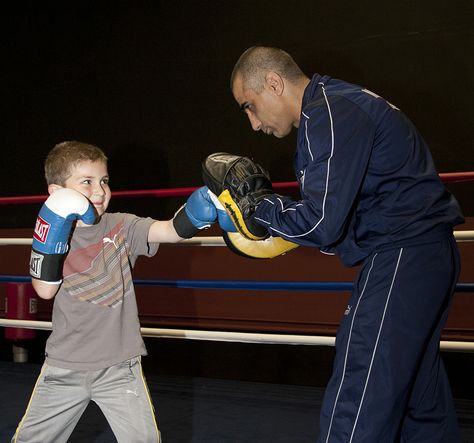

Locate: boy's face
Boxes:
[56,160,111,218]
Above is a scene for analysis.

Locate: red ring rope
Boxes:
[0,172,473,205]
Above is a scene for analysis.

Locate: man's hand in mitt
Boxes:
[202,152,272,240]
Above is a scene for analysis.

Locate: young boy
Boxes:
[12,141,218,443]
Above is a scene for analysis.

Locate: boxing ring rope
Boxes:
[0,319,473,351]
[1,273,474,351]
[1,230,473,247]
[1,171,473,352]
[1,274,474,292]
[0,172,473,206]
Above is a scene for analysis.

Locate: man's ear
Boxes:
[265,71,284,95]
[48,184,63,195]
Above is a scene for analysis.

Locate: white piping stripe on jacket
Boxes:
[324,252,378,443]
[256,199,301,226]
[262,83,335,239]
[303,114,314,162]
[349,248,403,442]
[301,168,306,190]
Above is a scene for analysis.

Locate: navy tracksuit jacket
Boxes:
[255,75,464,442]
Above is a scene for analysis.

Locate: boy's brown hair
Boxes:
[45,141,108,185]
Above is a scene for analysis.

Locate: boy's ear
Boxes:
[48,184,63,195]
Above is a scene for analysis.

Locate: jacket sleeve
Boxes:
[255,95,375,248]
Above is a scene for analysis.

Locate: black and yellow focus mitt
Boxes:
[202,152,272,241]
[206,190,300,259]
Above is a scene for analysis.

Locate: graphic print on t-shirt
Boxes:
[62,222,132,307]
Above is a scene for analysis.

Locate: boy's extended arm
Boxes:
[148,219,183,243]
[149,186,219,243]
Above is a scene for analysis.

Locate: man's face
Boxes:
[61,160,111,218]
[232,74,294,138]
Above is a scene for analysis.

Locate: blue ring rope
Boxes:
[0,275,473,292]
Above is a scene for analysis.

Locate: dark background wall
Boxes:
[1,1,473,228]
[1,3,473,398]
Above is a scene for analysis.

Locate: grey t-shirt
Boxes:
[45,212,159,370]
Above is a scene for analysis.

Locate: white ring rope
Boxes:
[0,237,225,246]
[0,318,472,351]
[1,231,474,246]
[1,232,473,352]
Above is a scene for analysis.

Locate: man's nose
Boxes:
[247,113,262,132]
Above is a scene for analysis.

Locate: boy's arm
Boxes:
[148,185,231,243]
[32,279,60,300]
[148,219,183,243]
[29,188,95,299]
[149,186,221,244]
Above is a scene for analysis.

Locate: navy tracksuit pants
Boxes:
[318,234,461,443]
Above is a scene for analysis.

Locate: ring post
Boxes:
[4,282,38,363]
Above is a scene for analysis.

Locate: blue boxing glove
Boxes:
[29,188,96,283]
[206,189,237,233]
[173,186,219,238]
